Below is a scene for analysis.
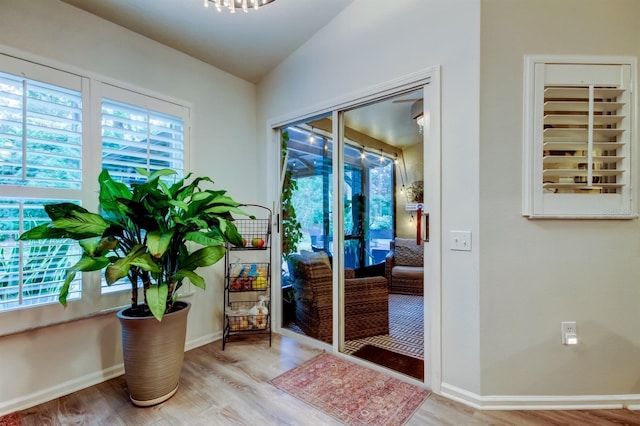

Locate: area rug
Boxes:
[352,344,424,381]
[0,413,21,426]
[343,294,424,359]
[270,352,429,426]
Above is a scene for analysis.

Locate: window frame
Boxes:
[0,49,191,335]
[522,55,638,219]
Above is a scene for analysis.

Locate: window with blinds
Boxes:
[0,60,84,310]
[100,94,186,293]
[523,57,637,218]
[101,97,184,185]
[0,199,82,310]
[0,71,82,188]
[0,52,189,323]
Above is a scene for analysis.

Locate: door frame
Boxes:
[268,66,441,391]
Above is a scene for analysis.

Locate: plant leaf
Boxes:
[146,284,168,321]
[59,255,111,306]
[147,229,175,258]
[51,212,109,239]
[180,246,226,271]
[173,270,205,289]
[184,231,224,247]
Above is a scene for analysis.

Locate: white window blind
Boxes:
[0,70,82,188]
[100,92,186,293]
[102,97,184,186]
[0,199,82,310]
[523,56,637,218]
[0,56,84,311]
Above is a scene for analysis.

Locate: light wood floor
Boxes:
[16,334,640,425]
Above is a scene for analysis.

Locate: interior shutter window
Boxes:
[100,95,186,293]
[523,57,636,218]
[101,97,184,186]
[0,71,82,189]
[0,199,82,310]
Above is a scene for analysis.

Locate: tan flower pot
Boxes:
[117,301,190,406]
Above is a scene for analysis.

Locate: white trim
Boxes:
[0,364,124,416]
[266,66,442,392]
[522,54,638,219]
[0,45,193,333]
[0,332,221,416]
[440,383,640,410]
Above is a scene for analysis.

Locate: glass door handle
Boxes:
[423,212,429,243]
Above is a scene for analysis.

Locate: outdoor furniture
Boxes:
[385,238,424,295]
[290,253,389,343]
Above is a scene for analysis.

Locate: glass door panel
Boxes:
[280,116,334,344]
[340,89,424,381]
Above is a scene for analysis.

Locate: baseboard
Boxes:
[185,331,221,351]
[440,383,640,410]
[0,333,224,416]
[0,364,124,416]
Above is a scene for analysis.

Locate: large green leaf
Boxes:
[173,270,205,289]
[98,170,132,202]
[184,231,224,247]
[18,223,68,240]
[51,212,109,239]
[223,221,244,246]
[59,255,111,306]
[204,205,252,216]
[146,229,175,258]
[44,203,89,220]
[146,284,169,321]
[180,246,226,271]
[79,236,117,256]
[105,245,159,284]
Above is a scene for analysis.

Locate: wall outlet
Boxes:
[561,321,577,345]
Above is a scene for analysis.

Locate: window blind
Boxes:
[0,71,82,189]
[101,97,184,186]
[524,57,636,218]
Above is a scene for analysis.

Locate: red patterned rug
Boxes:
[0,413,21,426]
[270,352,430,426]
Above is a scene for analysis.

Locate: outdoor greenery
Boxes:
[281,130,303,258]
[19,168,250,321]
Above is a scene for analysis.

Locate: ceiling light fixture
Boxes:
[204,0,276,14]
[411,99,425,134]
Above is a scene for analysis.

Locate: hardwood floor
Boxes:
[15,334,640,425]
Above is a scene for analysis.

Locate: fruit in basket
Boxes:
[254,276,267,290]
[251,237,264,248]
[242,238,247,247]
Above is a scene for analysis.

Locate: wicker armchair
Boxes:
[291,258,389,343]
[385,238,424,295]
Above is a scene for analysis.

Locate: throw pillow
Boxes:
[395,244,423,267]
[300,250,331,267]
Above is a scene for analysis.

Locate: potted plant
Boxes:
[19,168,250,406]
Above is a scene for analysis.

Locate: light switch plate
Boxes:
[450,230,472,251]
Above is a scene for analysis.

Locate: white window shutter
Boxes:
[523,56,637,219]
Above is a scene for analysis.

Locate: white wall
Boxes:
[480,0,640,397]
[0,0,257,413]
[258,0,482,393]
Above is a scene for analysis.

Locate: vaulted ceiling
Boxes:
[60,0,354,84]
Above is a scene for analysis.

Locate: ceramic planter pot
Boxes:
[117,301,190,406]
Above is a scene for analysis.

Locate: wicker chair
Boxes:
[291,257,389,343]
[385,238,424,295]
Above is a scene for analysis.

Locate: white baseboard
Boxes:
[440,383,640,410]
[0,333,224,416]
[0,364,124,416]
[185,332,221,351]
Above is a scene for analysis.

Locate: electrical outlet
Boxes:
[561,321,577,345]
